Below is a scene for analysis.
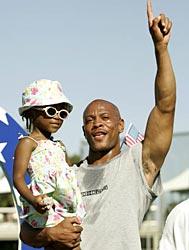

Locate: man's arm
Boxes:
[20,217,83,249]
[142,0,176,187]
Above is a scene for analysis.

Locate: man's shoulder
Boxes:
[121,142,142,160]
[75,143,142,169]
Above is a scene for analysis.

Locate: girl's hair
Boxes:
[22,109,35,132]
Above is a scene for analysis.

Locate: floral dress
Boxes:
[20,137,85,228]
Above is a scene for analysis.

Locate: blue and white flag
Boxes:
[0,107,27,185]
[0,106,42,250]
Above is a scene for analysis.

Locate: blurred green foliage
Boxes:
[69,154,82,165]
[0,193,14,207]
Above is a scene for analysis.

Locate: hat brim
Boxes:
[19,101,73,116]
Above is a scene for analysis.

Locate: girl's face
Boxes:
[32,104,68,134]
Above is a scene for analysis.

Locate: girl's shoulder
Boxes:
[16,136,38,152]
[18,135,38,150]
[19,135,38,142]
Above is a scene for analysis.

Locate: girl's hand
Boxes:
[32,194,51,214]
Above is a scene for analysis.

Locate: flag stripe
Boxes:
[123,123,144,147]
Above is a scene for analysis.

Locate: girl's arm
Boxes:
[13,137,47,213]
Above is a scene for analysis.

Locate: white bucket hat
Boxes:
[19,79,73,116]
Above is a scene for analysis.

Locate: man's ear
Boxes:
[119,119,125,133]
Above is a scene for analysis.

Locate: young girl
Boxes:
[13,79,85,236]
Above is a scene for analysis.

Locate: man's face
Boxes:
[82,100,124,152]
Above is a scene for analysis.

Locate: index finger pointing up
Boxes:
[147,0,154,27]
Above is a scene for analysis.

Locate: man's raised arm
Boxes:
[142,0,176,187]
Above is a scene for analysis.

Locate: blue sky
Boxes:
[0,0,189,156]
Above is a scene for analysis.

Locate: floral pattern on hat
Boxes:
[19,79,73,115]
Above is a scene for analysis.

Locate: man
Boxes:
[159,199,189,250]
[20,0,176,249]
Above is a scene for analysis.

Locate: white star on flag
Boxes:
[0,142,7,163]
[0,107,9,125]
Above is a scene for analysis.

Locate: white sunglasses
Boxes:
[34,106,69,120]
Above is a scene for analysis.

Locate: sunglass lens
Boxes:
[46,107,56,117]
[59,110,68,119]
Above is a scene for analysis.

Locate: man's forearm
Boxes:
[154,45,176,112]
[20,221,50,248]
[20,217,83,249]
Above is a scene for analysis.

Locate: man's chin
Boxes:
[91,144,109,152]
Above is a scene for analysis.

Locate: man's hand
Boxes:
[47,217,83,249]
[147,0,172,46]
[20,217,83,249]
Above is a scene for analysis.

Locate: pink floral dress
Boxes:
[20,138,85,228]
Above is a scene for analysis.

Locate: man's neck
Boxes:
[87,148,121,166]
